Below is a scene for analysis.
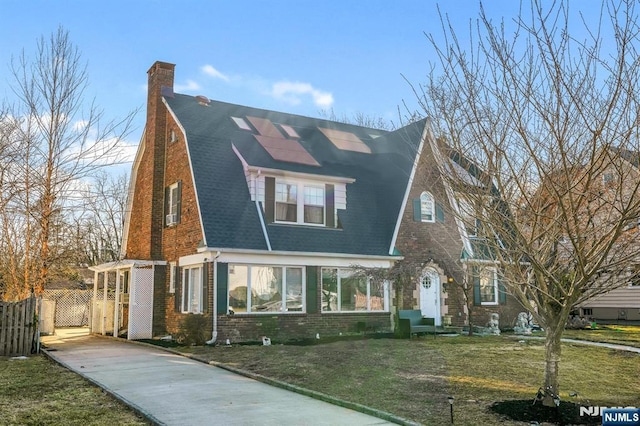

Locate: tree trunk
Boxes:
[542,322,563,407]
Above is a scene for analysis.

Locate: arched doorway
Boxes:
[419,268,441,326]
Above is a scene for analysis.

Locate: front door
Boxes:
[419,269,441,326]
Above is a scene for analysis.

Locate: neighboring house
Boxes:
[578,149,640,322]
[89,61,522,341]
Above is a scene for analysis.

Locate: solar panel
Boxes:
[280,124,300,139]
[318,127,372,154]
[246,116,319,166]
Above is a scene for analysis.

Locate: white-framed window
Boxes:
[275,180,325,226]
[479,267,498,305]
[182,265,203,313]
[321,268,388,312]
[420,191,435,222]
[228,265,304,314]
[169,262,177,294]
[275,182,298,222]
[166,182,180,226]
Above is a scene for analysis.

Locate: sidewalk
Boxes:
[41,329,395,426]
[511,334,640,353]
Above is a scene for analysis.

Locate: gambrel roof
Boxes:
[163,92,425,256]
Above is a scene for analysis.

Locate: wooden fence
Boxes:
[0,296,38,356]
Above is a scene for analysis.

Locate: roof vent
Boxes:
[195,95,211,106]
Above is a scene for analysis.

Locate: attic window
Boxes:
[232,117,252,131]
[170,130,177,143]
[280,124,300,139]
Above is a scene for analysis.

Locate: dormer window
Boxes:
[275,180,325,225]
[304,186,324,224]
[275,182,298,222]
[420,192,435,223]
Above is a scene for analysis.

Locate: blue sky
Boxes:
[0,1,604,162]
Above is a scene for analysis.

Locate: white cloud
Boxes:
[174,80,201,92]
[201,64,230,82]
[72,120,89,132]
[271,81,334,108]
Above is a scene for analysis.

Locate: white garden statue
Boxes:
[513,312,533,335]
[487,313,500,335]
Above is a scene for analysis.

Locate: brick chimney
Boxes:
[124,61,175,260]
[147,62,174,259]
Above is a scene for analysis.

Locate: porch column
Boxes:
[102,271,108,335]
[91,269,99,332]
[114,269,121,337]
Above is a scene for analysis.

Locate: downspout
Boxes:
[206,251,221,345]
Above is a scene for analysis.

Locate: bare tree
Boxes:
[0,27,136,300]
[421,0,640,406]
[73,171,128,266]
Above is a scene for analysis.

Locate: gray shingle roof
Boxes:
[164,93,424,256]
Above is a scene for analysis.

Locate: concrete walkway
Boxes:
[512,335,640,353]
[41,329,394,426]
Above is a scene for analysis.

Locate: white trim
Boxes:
[256,200,272,251]
[388,121,428,254]
[181,264,204,314]
[120,128,147,259]
[163,98,208,247]
[89,259,167,273]
[425,121,474,257]
[183,249,399,269]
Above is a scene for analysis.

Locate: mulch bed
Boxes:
[490,400,600,425]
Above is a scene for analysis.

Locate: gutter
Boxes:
[206,251,221,345]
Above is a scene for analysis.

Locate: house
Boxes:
[577,148,640,322]
[89,61,523,341]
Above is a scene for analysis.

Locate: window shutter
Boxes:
[498,277,507,305]
[174,267,182,312]
[325,184,335,228]
[472,266,481,305]
[306,266,318,314]
[413,198,421,221]
[435,202,445,223]
[176,181,182,223]
[216,263,229,314]
[164,186,170,226]
[265,177,275,223]
[202,263,209,313]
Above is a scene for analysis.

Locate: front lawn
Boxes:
[0,355,149,425]
[180,335,640,425]
[561,325,640,348]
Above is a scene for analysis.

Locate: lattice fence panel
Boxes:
[128,266,154,340]
[43,290,115,327]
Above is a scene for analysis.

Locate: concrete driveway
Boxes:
[41,329,395,426]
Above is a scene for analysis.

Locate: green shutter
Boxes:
[265,177,275,223]
[472,266,481,305]
[306,266,318,314]
[216,263,229,314]
[325,184,335,228]
[498,277,507,305]
[202,263,209,313]
[174,267,182,312]
[435,202,445,223]
[413,198,421,221]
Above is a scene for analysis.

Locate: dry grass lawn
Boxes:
[0,355,149,426]
[181,334,640,425]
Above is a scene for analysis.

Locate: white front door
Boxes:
[420,269,441,326]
